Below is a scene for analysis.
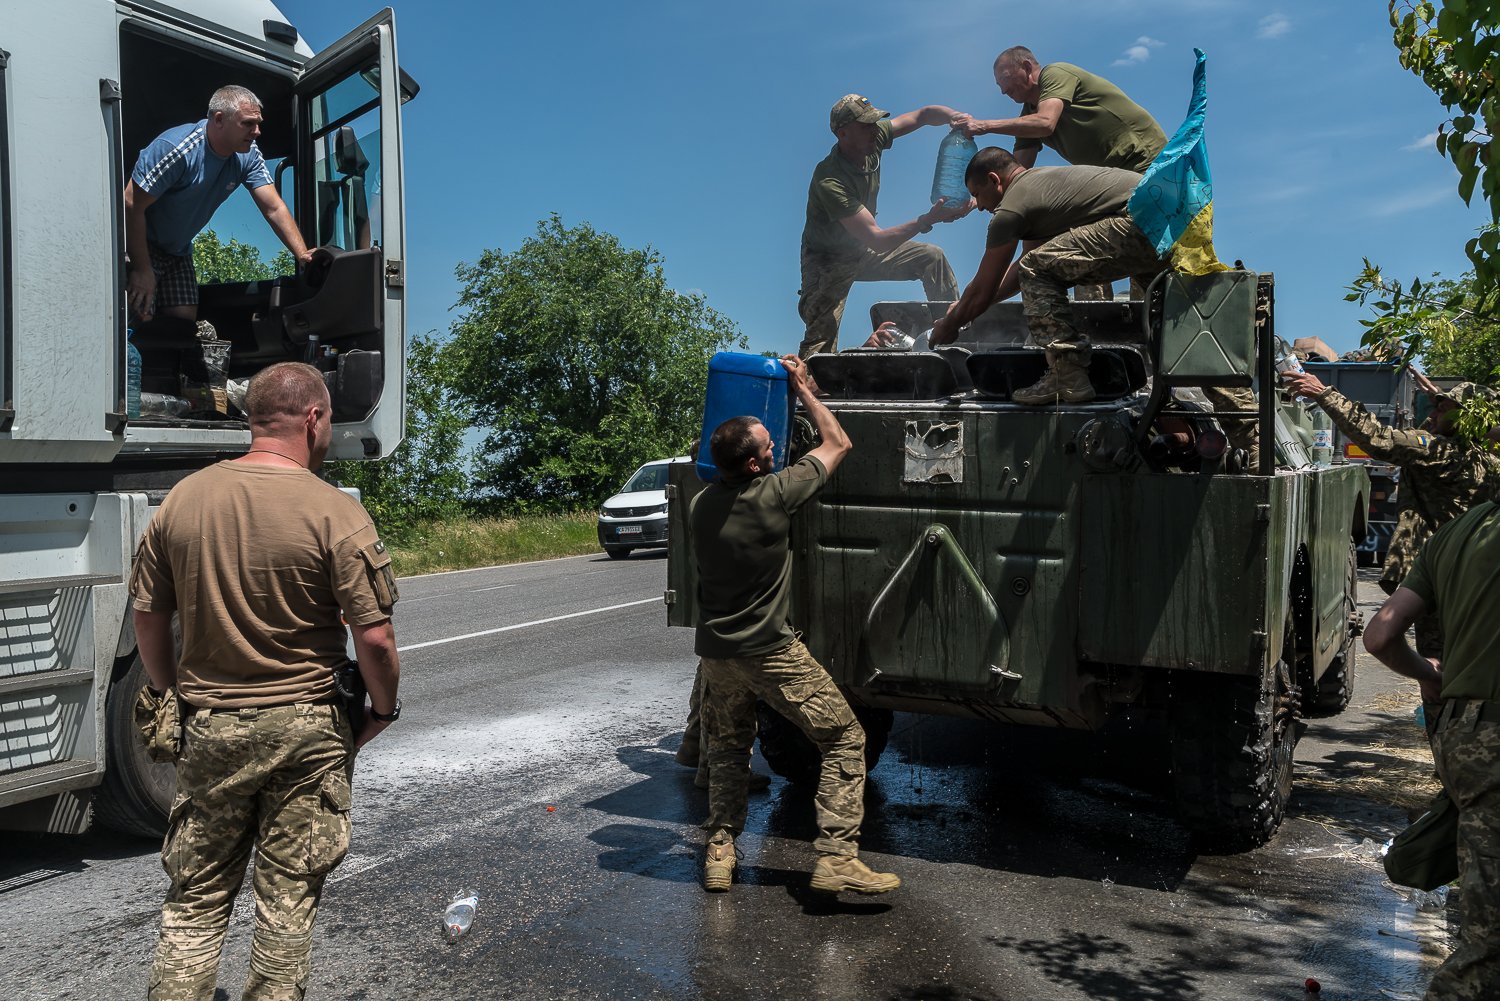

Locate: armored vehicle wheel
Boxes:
[1168,632,1299,851]
[605,546,632,560]
[93,654,175,839]
[756,701,893,787]
[1299,542,1359,717]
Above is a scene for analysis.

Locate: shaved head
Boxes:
[246,362,329,434]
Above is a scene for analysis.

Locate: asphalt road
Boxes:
[0,556,1449,1000]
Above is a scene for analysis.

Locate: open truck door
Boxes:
[291,8,412,460]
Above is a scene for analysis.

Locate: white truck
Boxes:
[0,0,414,837]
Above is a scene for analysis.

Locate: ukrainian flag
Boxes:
[1128,48,1228,275]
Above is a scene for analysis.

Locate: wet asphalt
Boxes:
[0,555,1448,1000]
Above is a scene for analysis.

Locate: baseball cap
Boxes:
[1442,382,1494,408]
[830,94,889,131]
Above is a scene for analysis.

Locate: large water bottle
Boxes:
[126,328,142,419]
[931,128,978,207]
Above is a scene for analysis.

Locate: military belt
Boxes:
[1436,698,1500,731]
[185,698,340,718]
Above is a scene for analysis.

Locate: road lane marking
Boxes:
[397,596,660,652]
[398,582,519,604]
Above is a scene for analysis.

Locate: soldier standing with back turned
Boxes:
[131,362,401,1000]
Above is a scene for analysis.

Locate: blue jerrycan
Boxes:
[696,352,791,483]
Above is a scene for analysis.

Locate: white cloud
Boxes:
[1258,13,1291,39]
[1369,186,1456,218]
[1111,35,1166,67]
[1403,131,1440,152]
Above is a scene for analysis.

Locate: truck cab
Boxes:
[0,1,413,835]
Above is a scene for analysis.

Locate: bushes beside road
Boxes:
[387,512,599,577]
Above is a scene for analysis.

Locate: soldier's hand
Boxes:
[355,714,392,750]
[951,113,986,138]
[864,322,903,348]
[780,354,809,392]
[929,196,975,222]
[1280,370,1327,398]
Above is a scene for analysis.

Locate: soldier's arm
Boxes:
[838,200,971,255]
[1315,388,1438,464]
[133,609,178,692]
[1364,587,1443,702]
[889,105,963,138]
[352,619,400,748]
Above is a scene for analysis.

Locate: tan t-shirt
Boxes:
[129,461,397,708]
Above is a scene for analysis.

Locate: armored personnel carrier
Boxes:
[667,271,1367,849]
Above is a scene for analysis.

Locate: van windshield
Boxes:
[623,464,670,493]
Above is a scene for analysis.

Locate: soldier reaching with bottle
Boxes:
[691,354,899,896]
[1281,368,1500,659]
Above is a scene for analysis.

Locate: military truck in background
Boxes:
[1302,360,1417,567]
[667,272,1368,850]
[0,1,413,837]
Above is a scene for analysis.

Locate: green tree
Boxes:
[330,332,472,539]
[1390,2,1500,294]
[445,214,745,509]
[1346,264,1500,438]
[192,228,295,283]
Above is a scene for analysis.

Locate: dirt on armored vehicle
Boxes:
[667,272,1368,850]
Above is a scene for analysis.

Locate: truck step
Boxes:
[0,668,94,699]
[0,757,98,807]
[0,572,121,596]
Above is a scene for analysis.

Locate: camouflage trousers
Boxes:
[1202,385,1261,468]
[798,242,957,357]
[700,638,866,856]
[1426,703,1500,999]
[683,661,709,785]
[150,702,353,1001]
[1017,212,1167,360]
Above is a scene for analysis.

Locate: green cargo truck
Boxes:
[667,271,1368,850]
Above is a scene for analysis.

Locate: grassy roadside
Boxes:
[387,511,600,577]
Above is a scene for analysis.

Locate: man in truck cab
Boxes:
[125,85,313,323]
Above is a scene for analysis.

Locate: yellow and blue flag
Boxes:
[1128,48,1228,275]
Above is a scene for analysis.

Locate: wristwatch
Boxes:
[369,698,401,722]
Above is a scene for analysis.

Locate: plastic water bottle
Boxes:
[1273,336,1304,376]
[126,328,142,419]
[1310,408,1334,467]
[931,128,978,207]
[442,888,479,942]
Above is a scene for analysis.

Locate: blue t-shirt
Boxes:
[131,120,274,257]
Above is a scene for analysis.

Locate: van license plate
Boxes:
[617,525,642,535]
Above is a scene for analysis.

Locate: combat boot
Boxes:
[1011,365,1062,405]
[703,836,737,893]
[1053,353,1096,403]
[809,854,901,895]
[675,742,700,768]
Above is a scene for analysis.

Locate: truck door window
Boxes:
[307,70,382,252]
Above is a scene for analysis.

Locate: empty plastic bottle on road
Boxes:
[931,128,977,207]
[442,888,479,942]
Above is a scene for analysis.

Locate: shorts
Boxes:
[147,242,199,310]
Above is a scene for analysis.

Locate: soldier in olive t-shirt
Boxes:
[797,94,973,357]
[956,49,1166,172]
[1366,502,1500,997]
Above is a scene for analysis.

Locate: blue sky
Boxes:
[253,0,1486,359]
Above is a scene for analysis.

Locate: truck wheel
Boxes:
[92,654,175,840]
[1300,543,1358,717]
[755,700,892,787]
[1168,633,1299,851]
